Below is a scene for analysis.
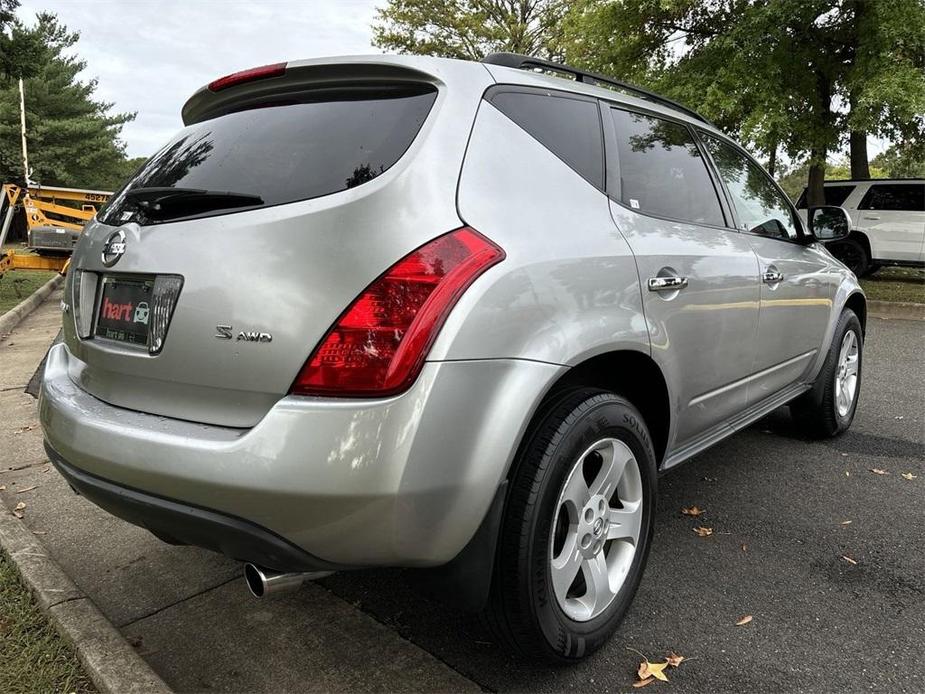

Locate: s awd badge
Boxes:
[215,325,272,343]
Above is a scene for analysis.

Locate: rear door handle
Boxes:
[647,276,688,292]
[863,214,880,220]
[762,270,783,284]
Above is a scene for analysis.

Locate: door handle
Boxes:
[863,214,880,220]
[648,276,688,292]
[762,269,783,284]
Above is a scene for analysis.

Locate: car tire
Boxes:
[829,237,870,277]
[790,309,863,438]
[486,388,657,662]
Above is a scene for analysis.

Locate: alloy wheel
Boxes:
[549,438,643,622]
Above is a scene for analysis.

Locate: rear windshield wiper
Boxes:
[123,187,263,218]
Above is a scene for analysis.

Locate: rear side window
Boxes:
[796,185,855,208]
[100,84,438,225]
[608,108,724,226]
[489,89,604,189]
[858,184,925,211]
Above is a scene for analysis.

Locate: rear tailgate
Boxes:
[63,57,492,427]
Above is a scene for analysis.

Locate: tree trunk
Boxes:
[807,149,827,207]
[849,130,870,179]
[767,141,778,178]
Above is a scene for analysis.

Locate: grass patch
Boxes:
[0,551,95,693]
[0,270,57,315]
[860,266,925,304]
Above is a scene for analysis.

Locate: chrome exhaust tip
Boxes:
[243,563,332,598]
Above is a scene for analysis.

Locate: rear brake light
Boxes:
[208,62,286,92]
[291,227,505,397]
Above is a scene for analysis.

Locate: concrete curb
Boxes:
[0,508,171,694]
[868,300,925,321]
[0,273,64,338]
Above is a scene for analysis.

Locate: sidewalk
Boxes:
[0,292,479,693]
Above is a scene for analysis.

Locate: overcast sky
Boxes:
[15,1,889,163]
[17,0,381,158]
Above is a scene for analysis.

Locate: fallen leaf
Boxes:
[841,554,858,565]
[681,505,704,517]
[14,501,25,512]
[870,468,889,475]
[633,678,655,688]
[901,472,917,481]
[736,615,753,626]
[840,520,852,525]
[741,543,748,552]
[15,485,37,494]
[665,652,685,668]
[33,530,46,535]
[638,660,670,682]
[693,526,713,537]
[845,470,850,477]
[0,485,5,491]
[894,415,905,420]
[13,424,36,435]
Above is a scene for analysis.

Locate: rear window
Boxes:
[858,183,925,211]
[100,84,438,225]
[488,88,604,190]
[795,185,855,208]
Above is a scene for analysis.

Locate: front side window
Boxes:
[489,89,604,189]
[702,134,799,240]
[608,108,725,227]
[858,184,925,211]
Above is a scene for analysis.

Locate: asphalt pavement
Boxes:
[2,294,922,693]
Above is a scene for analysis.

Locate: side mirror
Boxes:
[808,206,851,241]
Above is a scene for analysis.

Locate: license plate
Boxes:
[95,276,154,347]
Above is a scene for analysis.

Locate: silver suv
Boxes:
[40,53,866,662]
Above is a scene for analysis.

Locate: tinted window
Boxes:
[609,108,724,226]
[796,185,855,208]
[100,85,438,225]
[702,135,799,240]
[858,184,925,211]
[490,90,603,189]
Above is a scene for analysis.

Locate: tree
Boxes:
[372,0,568,60]
[560,0,925,206]
[871,144,925,179]
[0,0,43,81]
[0,12,135,190]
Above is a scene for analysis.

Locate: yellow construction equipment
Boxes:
[0,182,112,278]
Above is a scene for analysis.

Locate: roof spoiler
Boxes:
[482,52,713,126]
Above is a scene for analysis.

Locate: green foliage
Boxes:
[372,0,568,60]
[0,0,44,81]
[560,0,925,202]
[0,12,136,190]
[871,144,925,178]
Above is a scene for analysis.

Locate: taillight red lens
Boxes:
[291,227,505,397]
[208,62,286,92]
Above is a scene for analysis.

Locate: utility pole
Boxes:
[19,78,30,185]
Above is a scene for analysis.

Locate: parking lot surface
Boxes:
[2,295,922,692]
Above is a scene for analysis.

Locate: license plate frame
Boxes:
[94,275,155,348]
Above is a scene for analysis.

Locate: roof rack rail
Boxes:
[482,52,713,126]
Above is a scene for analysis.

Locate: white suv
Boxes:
[796,179,925,276]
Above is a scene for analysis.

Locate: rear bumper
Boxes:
[46,444,339,572]
[40,343,561,567]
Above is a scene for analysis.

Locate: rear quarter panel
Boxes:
[431,100,650,366]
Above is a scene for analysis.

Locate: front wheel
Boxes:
[486,389,657,662]
[828,237,870,277]
[791,309,863,438]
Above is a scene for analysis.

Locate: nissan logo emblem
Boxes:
[101,230,126,266]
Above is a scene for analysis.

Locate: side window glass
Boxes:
[797,185,855,209]
[858,184,925,211]
[701,134,799,240]
[490,90,604,189]
[608,108,725,226]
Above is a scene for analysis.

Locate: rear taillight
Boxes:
[291,227,505,397]
[208,62,286,92]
